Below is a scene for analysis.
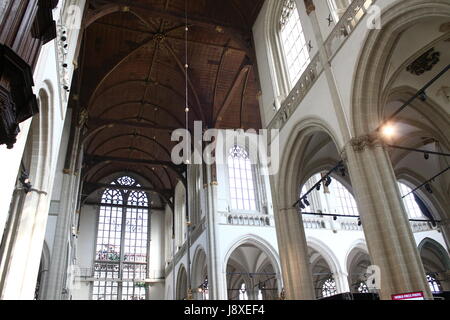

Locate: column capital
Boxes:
[304,0,316,15]
[349,133,383,152]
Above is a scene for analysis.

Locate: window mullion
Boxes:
[118,193,128,300]
[145,205,151,300]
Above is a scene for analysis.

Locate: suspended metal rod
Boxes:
[387,145,450,157]
[301,211,360,219]
[300,211,440,223]
[293,160,344,208]
[226,272,277,276]
[401,166,450,199]
[376,64,450,132]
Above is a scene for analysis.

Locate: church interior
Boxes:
[0,0,449,301]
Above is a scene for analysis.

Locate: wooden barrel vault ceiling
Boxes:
[74,0,265,203]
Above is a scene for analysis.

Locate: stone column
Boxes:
[205,162,227,300]
[0,187,50,299]
[0,188,25,289]
[345,137,433,300]
[334,272,351,294]
[438,219,450,253]
[43,126,82,300]
[272,195,315,300]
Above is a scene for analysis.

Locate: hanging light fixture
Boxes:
[299,201,306,210]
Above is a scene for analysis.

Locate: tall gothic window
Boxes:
[328,176,359,216]
[228,145,257,212]
[280,0,310,87]
[93,176,150,300]
[398,182,425,219]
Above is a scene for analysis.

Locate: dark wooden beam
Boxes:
[215,63,251,124]
[84,154,183,171]
[88,117,179,132]
[104,0,251,34]
[84,1,255,58]
[92,20,247,53]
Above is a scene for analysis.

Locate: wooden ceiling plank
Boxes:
[86,36,156,108]
[85,154,183,171]
[212,46,229,122]
[162,39,206,123]
[95,99,185,127]
[214,63,251,125]
[239,66,252,128]
[89,117,179,132]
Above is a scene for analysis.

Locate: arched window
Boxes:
[93,176,150,300]
[279,0,310,87]
[321,277,337,298]
[328,176,359,216]
[398,182,426,219]
[228,145,257,212]
[426,273,442,293]
[301,173,359,216]
[239,283,248,300]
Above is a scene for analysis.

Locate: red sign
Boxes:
[391,292,425,300]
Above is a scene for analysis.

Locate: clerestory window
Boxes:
[279,0,310,87]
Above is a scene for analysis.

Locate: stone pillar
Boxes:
[205,163,227,300]
[345,137,433,300]
[44,125,82,300]
[272,201,315,299]
[438,219,450,253]
[0,188,25,289]
[334,271,351,294]
[0,187,50,299]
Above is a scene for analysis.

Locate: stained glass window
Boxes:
[357,281,369,293]
[228,145,257,211]
[93,176,150,300]
[321,277,337,298]
[280,0,310,87]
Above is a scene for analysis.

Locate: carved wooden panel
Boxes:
[0,0,58,148]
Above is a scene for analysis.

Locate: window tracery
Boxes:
[228,146,257,212]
